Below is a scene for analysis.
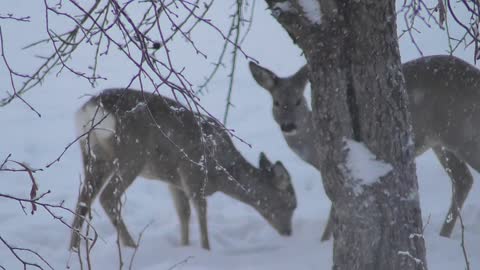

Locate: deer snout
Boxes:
[280,123,297,135]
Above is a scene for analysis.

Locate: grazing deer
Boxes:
[249,55,479,241]
[69,89,297,250]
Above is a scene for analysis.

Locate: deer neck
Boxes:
[298,104,314,135]
[215,155,271,210]
[282,105,318,168]
[286,102,313,138]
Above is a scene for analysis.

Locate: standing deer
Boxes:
[249,55,479,241]
[70,89,297,250]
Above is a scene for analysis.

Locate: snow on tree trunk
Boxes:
[264,0,427,269]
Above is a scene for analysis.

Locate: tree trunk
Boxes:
[264,0,427,269]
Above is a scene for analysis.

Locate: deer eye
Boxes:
[274,101,280,107]
[295,99,302,106]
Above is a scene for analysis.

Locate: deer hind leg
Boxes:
[70,143,113,251]
[177,167,210,250]
[169,185,191,246]
[99,156,144,247]
[433,146,474,237]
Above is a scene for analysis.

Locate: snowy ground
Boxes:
[1,0,479,269]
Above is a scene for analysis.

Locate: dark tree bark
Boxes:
[264,0,427,269]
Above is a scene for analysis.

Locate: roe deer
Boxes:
[69,89,297,250]
[249,55,478,241]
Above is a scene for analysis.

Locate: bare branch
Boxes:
[0,235,53,270]
[0,14,30,22]
[0,27,41,117]
[223,0,244,125]
[0,184,99,268]
[398,0,480,60]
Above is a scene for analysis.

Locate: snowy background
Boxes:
[0,0,479,269]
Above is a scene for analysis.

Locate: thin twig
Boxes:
[223,0,243,125]
[0,14,30,22]
[128,222,153,270]
[0,26,41,116]
[167,256,194,270]
[0,235,54,270]
[457,204,471,270]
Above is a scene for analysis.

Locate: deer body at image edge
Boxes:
[249,55,479,240]
[69,89,297,251]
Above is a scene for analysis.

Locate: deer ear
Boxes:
[249,62,278,91]
[292,64,309,90]
[259,152,273,170]
[271,162,291,190]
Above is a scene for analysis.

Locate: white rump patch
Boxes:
[75,101,116,151]
[343,139,393,187]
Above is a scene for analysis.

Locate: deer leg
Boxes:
[320,206,335,241]
[70,146,113,251]
[169,184,191,246]
[192,196,209,250]
[177,167,210,250]
[99,158,143,247]
[433,146,473,237]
